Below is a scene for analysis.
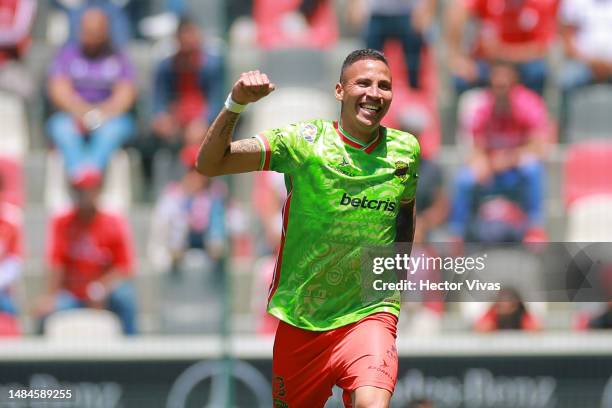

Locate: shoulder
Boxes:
[511,86,546,111]
[97,211,129,230]
[295,119,329,142]
[266,119,328,144]
[113,49,134,67]
[384,127,421,155]
[203,44,224,64]
[52,208,76,225]
[54,43,79,61]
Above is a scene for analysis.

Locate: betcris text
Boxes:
[339,192,396,212]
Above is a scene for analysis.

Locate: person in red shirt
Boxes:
[35,172,137,335]
[0,0,36,99]
[140,17,225,189]
[449,62,549,242]
[0,173,22,336]
[474,287,540,332]
[445,0,558,95]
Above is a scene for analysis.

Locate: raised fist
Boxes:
[231,70,276,105]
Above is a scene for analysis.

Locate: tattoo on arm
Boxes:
[228,138,261,155]
[197,109,240,171]
[210,109,239,144]
[219,112,239,141]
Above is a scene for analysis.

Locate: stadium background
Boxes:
[0,0,611,407]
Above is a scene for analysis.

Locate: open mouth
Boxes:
[359,103,381,114]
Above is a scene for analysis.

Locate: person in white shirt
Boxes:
[559,0,612,91]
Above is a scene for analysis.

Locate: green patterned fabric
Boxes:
[254,119,420,331]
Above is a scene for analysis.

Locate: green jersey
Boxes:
[254,119,420,331]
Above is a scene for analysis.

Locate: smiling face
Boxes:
[335,59,393,139]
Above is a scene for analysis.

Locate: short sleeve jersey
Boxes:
[465,0,557,55]
[49,43,135,104]
[47,209,134,300]
[254,119,420,331]
[471,85,548,150]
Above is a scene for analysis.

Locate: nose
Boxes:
[365,85,381,99]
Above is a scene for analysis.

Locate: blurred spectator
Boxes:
[449,62,549,243]
[0,0,36,100]
[559,0,612,128]
[474,287,540,331]
[52,0,134,45]
[149,145,227,276]
[587,302,612,330]
[414,158,447,243]
[253,0,338,49]
[47,7,137,181]
[0,174,22,336]
[140,17,224,187]
[36,172,137,335]
[445,0,557,95]
[349,0,437,89]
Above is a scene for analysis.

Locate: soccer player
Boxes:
[196,49,420,408]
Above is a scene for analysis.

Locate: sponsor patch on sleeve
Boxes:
[298,123,317,143]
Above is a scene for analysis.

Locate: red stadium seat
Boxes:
[381,41,440,159]
[0,312,20,337]
[563,141,612,209]
[0,156,24,208]
[253,0,338,49]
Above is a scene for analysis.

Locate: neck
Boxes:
[339,119,379,145]
[76,207,97,222]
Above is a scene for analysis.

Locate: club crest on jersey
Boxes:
[299,123,317,143]
[394,160,409,181]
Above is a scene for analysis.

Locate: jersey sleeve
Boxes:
[252,122,315,174]
[401,139,421,202]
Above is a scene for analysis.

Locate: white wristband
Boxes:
[224,93,247,114]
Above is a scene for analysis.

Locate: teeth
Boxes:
[361,104,380,111]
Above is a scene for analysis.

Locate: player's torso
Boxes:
[268,120,419,330]
[285,120,417,246]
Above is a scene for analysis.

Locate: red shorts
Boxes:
[272,312,398,408]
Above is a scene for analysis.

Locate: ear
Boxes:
[335,82,343,102]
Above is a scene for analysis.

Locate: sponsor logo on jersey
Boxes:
[299,123,317,143]
[331,158,358,176]
[340,192,396,212]
[394,160,409,181]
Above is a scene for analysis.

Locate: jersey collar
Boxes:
[333,121,383,154]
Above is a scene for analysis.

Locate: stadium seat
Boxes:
[44,150,133,213]
[0,91,29,158]
[0,157,24,208]
[567,84,612,142]
[158,251,223,334]
[563,141,612,209]
[566,195,612,242]
[0,312,20,337]
[45,309,122,340]
[261,48,333,90]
